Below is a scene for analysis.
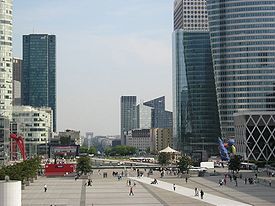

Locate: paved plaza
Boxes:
[21,169,275,206]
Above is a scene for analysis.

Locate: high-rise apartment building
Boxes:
[22,34,56,132]
[0,0,13,165]
[207,0,275,138]
[120,96,137,145]
[13,58,22,106]
[172,0,220,155]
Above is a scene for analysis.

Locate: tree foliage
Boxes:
[158,152,171,165]
[0,157,41,182]
[228,155,241,172]
[79,146,97,155]
[104,145,136,156]
[76,156,92,175]
[177,155,192,172]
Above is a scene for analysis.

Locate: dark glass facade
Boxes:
[143,96,173,128]
[172,30,221,155]
[207,0,275,137]
[22,34,56,131]
[120,96,137,145]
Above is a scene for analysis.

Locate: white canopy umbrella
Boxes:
[159,146,180,154]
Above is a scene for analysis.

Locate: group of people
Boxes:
[194,187,204,199]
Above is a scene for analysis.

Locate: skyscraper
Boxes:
[207,0,275,138]
[137,103,152,129]
[13,58,22,106]
[22,34,56,132]
[143,96,172,128]
[172,0,220,155]
[120,96,137,145]
[0,0,13,165]
[0,0,13,119]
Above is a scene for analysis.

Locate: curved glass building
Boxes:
[173,0,220,155]
[207,0,275,137]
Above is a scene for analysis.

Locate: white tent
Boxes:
[159,146,180,154]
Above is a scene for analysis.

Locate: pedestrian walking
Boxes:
[200,189,204,199]
[173,184,176,191]
[219,179,223,186]
[44,184,47,192]
[194,187,199,196]
[87,179,92,186]
[244,177,247,184]
[129,186,134,196]
[269,179,272,187]
[185,177,188,183]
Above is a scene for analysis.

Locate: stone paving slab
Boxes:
[191,176,275,206]
[21,169,275,206]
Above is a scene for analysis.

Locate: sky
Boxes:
[13,0,174,136]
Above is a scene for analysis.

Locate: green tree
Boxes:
[77,156,92,175]
[79,146,89,154]
[0,157,41,182]
[177,155,192,173]
[88,147,97,155]
[158,152,171,165]
[228,155,241,172]
[104,145,136,156]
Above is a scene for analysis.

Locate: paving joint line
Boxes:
[139,182,170,206]
[80,179,87,206]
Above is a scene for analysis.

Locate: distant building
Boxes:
[58,130,81,146]
[150,128,173,153]
[137,103,152,129]
[112,139,121,147]
[234,111,275,162]
[82,132,93,148]
[120,96,137,145]
[22,34,57,132]
[13,58,22,106]
[12,106,53,158]
[126,129,150,151]
[143,96,172,128]
[48,130,81,158]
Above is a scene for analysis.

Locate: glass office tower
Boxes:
[143,96,172,128]
[22,34,56,132]
[207,0,275,138]
[173,0,220,155]
[120,96,137,145]
[0,0,13,165]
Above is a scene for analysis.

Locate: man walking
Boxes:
[173,184,176,191]
[44,184,47,192]
[129,186,134,196]
[200,189,204,199]
[194,188,199,196]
